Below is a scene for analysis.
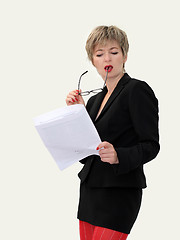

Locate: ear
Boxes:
[123,54,127,63]
[92,57,95,66]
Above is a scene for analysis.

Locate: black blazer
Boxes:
[78,73,160,188]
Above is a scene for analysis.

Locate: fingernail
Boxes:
[75,98,78,101]
[96,147,99,150]
[72,99,75,102]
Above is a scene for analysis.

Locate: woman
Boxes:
[66,26,160,240]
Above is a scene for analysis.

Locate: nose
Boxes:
[104,53,111,62]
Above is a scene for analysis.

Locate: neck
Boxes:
[105,72,124,94]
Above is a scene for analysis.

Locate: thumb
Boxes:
[96,141,110,150]
[78,89,85,104]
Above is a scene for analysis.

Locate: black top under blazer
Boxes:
[78,73,160,188]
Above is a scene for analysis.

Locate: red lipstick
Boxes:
[104,65,113,72]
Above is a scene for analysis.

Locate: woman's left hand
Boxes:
[96,141,119,164]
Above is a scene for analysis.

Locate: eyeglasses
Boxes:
[78,70,108,96]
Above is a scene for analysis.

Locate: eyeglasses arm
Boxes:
[78,70,88,91]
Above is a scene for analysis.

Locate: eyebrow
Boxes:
[95,47,119,52]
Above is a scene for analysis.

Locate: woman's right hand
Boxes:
[66,90,85,106]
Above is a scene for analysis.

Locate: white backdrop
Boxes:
[1,0,180,239]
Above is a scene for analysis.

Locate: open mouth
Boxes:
[104,65,113,72]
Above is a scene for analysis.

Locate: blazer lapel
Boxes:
[95,73,131,122]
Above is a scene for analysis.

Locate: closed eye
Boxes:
[111,52,118,55]
[96,54,103,57]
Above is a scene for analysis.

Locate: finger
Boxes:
[67,92,79,102]
[66,96,78,105]
[100,157,112,162]
[101,159,115,164]
[99,151,114,159]
[66,98,75,105]
[77,90,83,99]
[68,91,79,98]
[100,155,114,163]
[66,89,85,106]
[99,148,116,157]
[96,141,111,150]
[99,148,112,155]
[76,90,85,105]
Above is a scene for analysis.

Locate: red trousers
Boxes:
[79,221,128,240]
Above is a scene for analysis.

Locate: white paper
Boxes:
[33,104,101,170]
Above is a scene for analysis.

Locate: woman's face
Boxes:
[92,40,127,81]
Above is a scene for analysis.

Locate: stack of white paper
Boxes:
[33,104,101,170]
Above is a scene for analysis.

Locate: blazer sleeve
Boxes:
[113,81,160,175]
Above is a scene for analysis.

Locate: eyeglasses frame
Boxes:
[78,70,108,96]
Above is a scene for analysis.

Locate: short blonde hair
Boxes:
[85,25,129,62]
